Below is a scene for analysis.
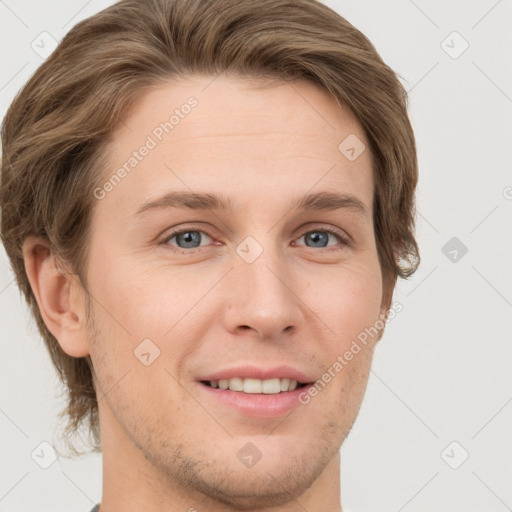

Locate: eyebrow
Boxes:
[134,191,368,217]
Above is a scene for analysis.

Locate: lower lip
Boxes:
[196,382,312,418]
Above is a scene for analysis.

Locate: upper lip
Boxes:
[198,365,314,383]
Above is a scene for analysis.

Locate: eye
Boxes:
[295,228,348,249]
[163,229,213,250]
[160,225,349,254]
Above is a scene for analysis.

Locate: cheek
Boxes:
[308,259,383,345]
[86,248,190,338]
[310,258,382,402]
[85,251,212,392]
[301,267,381,427]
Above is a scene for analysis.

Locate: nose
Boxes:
[221,245,305,340]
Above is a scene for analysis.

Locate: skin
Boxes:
[24,75,391,512]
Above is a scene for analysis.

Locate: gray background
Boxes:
[1,1,511,511]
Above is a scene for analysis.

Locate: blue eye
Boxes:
[164,230,213,249]
[161,225,348,254]
[296,229,345,248]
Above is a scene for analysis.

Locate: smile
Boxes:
[202,377,308,394]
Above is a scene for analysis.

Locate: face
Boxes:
[84,75,387,508]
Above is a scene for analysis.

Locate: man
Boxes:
[0,0,419,510]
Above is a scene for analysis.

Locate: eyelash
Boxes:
[160,224,350,254]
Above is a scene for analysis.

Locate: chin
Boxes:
[153,433,340,510]
[183,454,325,510]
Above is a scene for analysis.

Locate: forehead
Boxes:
[96,74,373,217]
[114,74,364,147]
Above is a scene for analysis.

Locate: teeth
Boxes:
[229,377,244,391]
[244,378,262,393]
[262,378,280,394]
[208,377,300,394]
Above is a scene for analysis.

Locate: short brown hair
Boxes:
[1,0,419,454]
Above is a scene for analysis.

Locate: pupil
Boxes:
[177,231,201,248]
[306,231,328,248]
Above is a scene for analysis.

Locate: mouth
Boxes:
[196,367,315,418]
[200,377,310,394]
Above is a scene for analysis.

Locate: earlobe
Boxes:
[22,236,90,358]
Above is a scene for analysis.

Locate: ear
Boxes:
[22,236,90,357]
